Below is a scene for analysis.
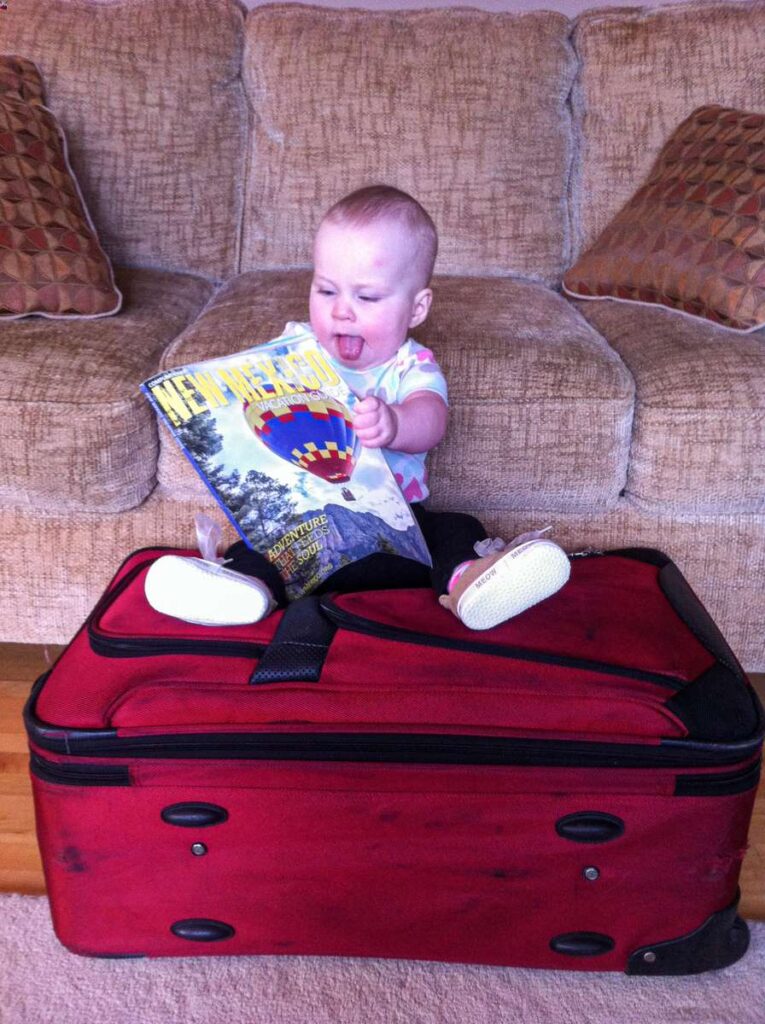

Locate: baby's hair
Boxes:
[322,184,438,287]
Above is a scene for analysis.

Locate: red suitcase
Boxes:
[26,546,763,973]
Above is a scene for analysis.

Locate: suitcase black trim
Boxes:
[91,632,266,661]
[626,892,749,974]
[656,558,742,677]
[25,673,764,774]
[666,663,764,743]
[29,748,761,796]
[30,752,130,786]
[673,759,761,796]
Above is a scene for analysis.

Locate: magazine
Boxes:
[142,323,432,600]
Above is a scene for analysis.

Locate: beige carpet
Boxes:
[1,895,763,1024]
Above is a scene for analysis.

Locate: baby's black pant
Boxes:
[225,505,487,607]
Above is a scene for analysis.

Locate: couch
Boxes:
[1,0,763,669]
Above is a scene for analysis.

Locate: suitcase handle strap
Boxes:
[250,596,337,684]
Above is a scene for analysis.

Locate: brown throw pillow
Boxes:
[0,55,121,319]
[564,105,765,333]
[0,55,45,105]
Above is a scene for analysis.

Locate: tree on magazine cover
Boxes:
[174,410,300,552]
[232,469,296,546]
[175,408,223,465]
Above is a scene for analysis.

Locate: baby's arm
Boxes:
[353,391,448,454]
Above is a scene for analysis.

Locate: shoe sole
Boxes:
[144,555,273,626]
[457,540,571,631]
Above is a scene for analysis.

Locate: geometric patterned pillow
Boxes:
[563,105,765,333]
[0,55,121,319]
[0,55,45,105]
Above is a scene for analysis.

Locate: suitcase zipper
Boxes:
[31,750,762,798]
[27,720,761,768]
[319,597,684,690]
[30,752,130,786]
[89,633,266,660]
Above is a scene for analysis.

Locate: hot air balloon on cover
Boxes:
[243,384,361,488]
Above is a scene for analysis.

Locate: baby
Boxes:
[147,185,570,629]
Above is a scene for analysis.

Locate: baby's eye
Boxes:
[359,295,379,303]
[316,288,335,296]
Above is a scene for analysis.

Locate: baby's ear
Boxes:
[409,288,432,328]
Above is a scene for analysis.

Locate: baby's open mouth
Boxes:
[335,334,364,361]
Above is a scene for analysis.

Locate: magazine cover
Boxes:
[142,323,432,600]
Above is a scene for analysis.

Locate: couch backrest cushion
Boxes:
[570,0,765,258]
[1,0,247,279]
[241,5,576,285]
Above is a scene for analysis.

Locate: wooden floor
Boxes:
[2,644,764,919]
[1,644,64,895]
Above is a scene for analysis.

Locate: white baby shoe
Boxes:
[144,555,276,626]
[442,538,571,631]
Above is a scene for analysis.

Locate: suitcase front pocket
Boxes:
[37,548,761,749]
[320,595,685,689]
[88,556,273,660]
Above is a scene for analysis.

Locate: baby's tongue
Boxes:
[337,335,364,361]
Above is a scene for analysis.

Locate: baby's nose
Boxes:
[332,296,354,320]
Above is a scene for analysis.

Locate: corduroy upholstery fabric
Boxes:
[573,298,765,515]
[241,5,576,284]
[570,0,765,258]
[0,0,247,279]
[0,56,122,319]
[564,105,765,332]
[157,272,633,512]
[0,268,214,513]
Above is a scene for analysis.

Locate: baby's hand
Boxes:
[352,395,398,448]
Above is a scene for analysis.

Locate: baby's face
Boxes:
[309,217,431,371]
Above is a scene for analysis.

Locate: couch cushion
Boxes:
[571,0,765,257]
[0,55,122,319]
[157,271,634,514]
[421,277,633,513]
[573,298,765,515]
[157,271,313,497]
[1,0,246,279]
[241,6,576,285]
[0,267,215,513]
